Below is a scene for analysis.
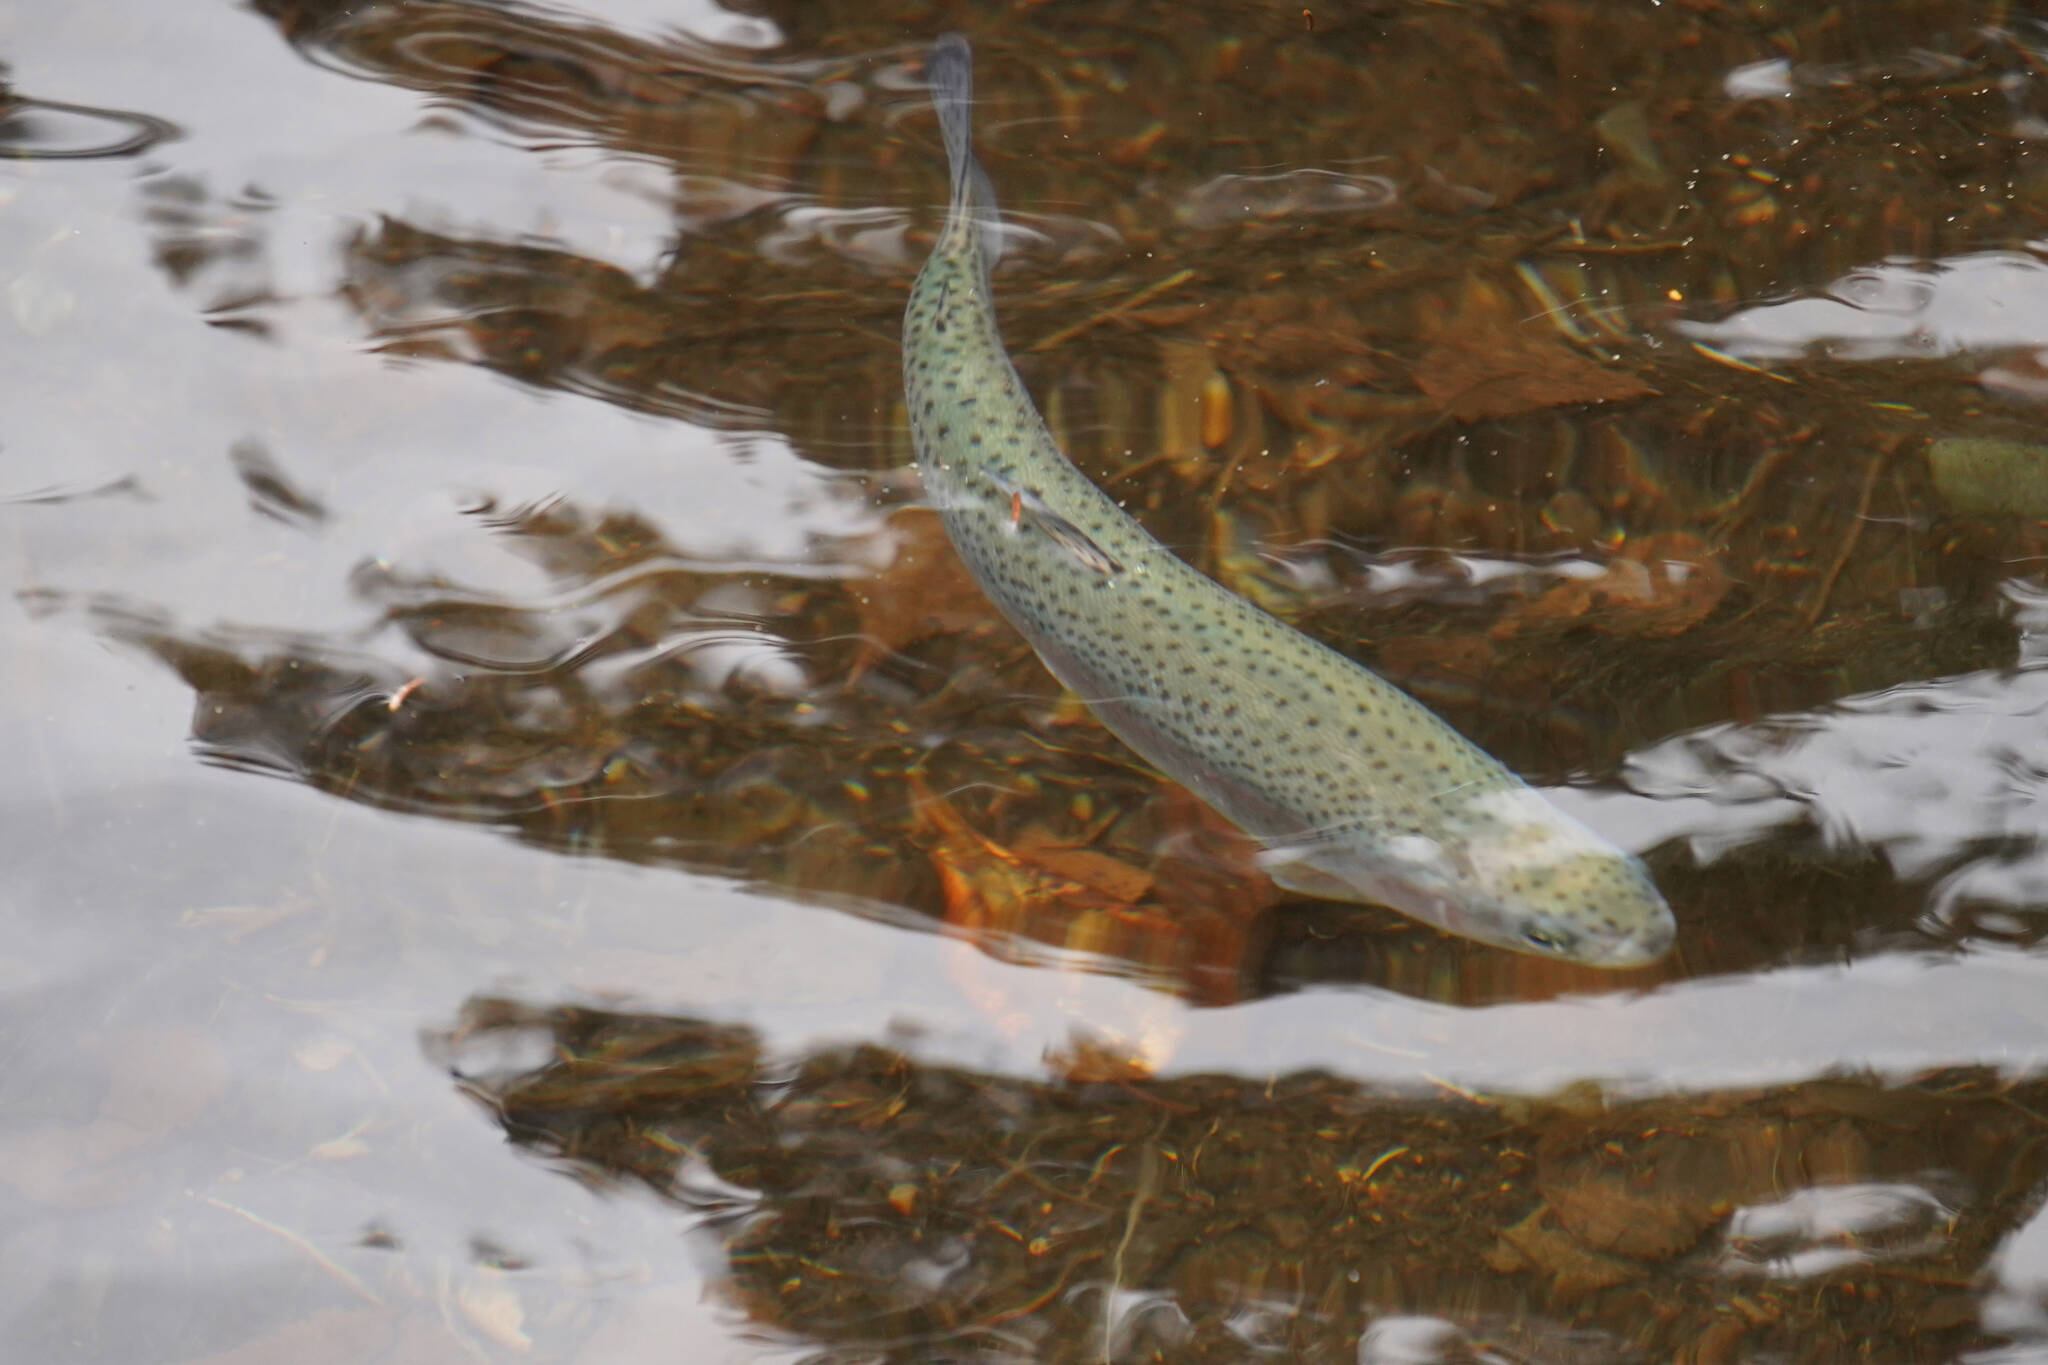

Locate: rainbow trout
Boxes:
[902,34,1674,966]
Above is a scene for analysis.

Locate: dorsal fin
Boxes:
[925,34,1005,268]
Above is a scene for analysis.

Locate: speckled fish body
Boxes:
[901,35,1674,966]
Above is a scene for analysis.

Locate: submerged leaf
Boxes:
[1415,278,1654,422]
[1494,532,1728,640]
[847,508,1006,668]
[906,773,1268,1005]
[1488,1207,1643,1295]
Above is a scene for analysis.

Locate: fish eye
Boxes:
[1522,926,1568,952]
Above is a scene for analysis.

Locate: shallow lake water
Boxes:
[11,1,2048,1360]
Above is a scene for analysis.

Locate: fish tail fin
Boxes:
[927,35,975,191]
[926,33,1005,267]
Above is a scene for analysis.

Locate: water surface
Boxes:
[9,1,2048,1360]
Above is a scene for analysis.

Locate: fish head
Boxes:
[1263,787,1675,967]
[1443,787,1676,967]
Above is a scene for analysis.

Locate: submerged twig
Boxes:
[1101,1138,1161,1363]
[1028,268,1195,353]
[1801,445,1890,628]
[200,1194,383,1305]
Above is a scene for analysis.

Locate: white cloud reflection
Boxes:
[1678,245,2048,362]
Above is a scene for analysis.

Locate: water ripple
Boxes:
[0,90,177,160]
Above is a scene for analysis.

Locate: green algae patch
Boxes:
[1927,437,2048,517]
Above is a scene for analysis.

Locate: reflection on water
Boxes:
[1678,246,2048,361]
[0,89,177,161]
[427,994,2042,1361]
[1629,652,2048,945]
[12,0,2048,1360]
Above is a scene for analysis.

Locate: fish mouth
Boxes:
[1498,901,1677,968]
[1580,913,1679,969]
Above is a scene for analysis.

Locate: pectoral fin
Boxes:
[987,473,1124,575]
[1260,853,1364,902]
